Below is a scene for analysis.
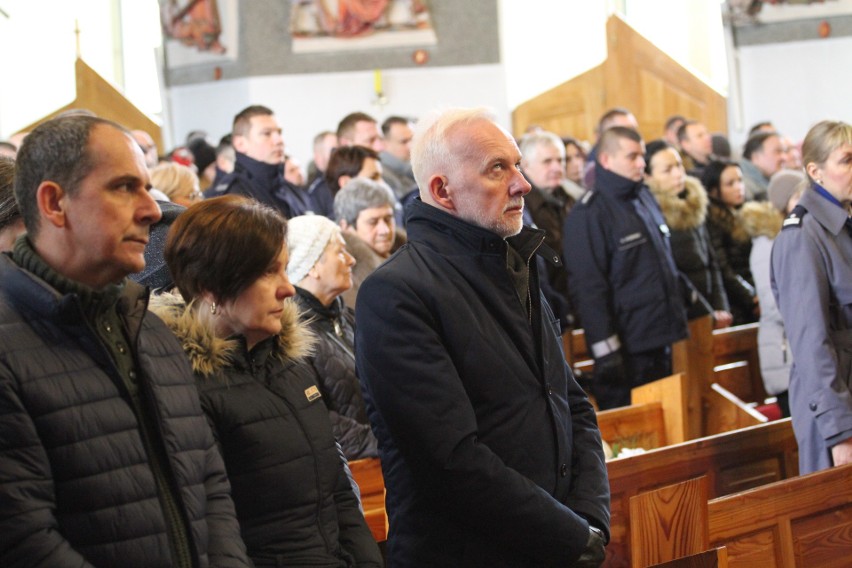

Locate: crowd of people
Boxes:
[0,103,848,566]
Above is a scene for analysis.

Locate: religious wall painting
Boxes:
[290,0,437,54]
[161,0,239,67]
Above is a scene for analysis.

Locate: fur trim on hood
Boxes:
[150,291,316,377]
[740,200,783,240]
[647,176,708,231]
[707,199,750,244]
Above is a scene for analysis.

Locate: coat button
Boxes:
[104,322,112,333]
[560,463,568,477]
[809,402,817,411]
[545,383,553,396]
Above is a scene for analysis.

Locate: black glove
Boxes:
[593,350,626,387]
[574,526,606,567]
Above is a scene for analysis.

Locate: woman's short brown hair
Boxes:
[165,195,287,303]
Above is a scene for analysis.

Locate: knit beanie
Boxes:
[767,170,806,214]
[287,214,340,283]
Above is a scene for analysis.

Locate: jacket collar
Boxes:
[234,152,283,188]
[294,286,344,320]
[799,186,849,236]
[594,162,644,199]
[149,292,316,378]
[405,198,550,264]
[1,249,148,335]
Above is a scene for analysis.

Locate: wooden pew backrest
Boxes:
[349,457,387,542]
[604,419,798,568]
[703,383,767,437]
[708,463,852,567]
[629,476,710,567]
[598,401,667,452]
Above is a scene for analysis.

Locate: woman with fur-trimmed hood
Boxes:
[152,196,382,568]
[739,170,806,418]
[702,159,759,325]
[645,141,732,327]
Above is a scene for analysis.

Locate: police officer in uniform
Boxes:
[563,126,689,410]
[771,120,852,475]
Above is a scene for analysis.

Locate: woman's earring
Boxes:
[210,302,218,315]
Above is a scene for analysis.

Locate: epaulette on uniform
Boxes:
[782,204,808,230]
[580,190,596,205]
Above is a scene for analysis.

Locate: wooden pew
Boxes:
[596,374,690,453]
[708,463,852,567]
[703,383,766,437]
[711,323,766,404]
[627,465,852,568]
[604,419,798,568]
[348,457,387,542]
[630,476,710,567]
[648,548,728,568]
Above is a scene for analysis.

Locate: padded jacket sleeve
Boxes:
[0,368,96,568]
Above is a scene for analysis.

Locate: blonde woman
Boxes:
[150,161,203,207]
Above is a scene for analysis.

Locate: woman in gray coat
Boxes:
[771,120,852,474]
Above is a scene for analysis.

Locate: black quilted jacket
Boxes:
[0,255,249,568]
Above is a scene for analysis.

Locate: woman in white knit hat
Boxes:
[288,214,379,460]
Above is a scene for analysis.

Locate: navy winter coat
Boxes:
[356,200,610,567]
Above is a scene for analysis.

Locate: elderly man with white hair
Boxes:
[355,107,610,567]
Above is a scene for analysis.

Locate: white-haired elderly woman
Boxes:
[287,214,379,460]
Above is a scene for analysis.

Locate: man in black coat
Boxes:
[0,115,250,567]
[213,104,311,218]
[563,126,689,410]
[356,107,610,567]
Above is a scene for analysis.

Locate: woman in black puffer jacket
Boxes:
[154,196,382,568]
[287,215,378,461]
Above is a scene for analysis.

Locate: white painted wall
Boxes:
[167,64,508,164]
[732,35,852,149]
[497,0,609,110]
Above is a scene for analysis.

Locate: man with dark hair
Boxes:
[379,115,417,199]
[337,111,385,152]
[310,145,384,219]
[356,107,609,566]
[216,104,311,217]
[0,115,250,566]
[564,126,688,410]
[740,131,786,201]
[584,107,639,189]
[663,115,686,147]
[677,120,715,178]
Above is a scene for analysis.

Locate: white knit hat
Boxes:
[286,214,340,283]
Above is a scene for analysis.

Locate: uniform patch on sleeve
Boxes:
[782,205,807,230]
[305,385,322,402]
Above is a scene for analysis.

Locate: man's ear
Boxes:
[232,135,247,154]
[598,152,610,171]
[338,219,352,233]
[36,181,68,229]
[428,174,455,211]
